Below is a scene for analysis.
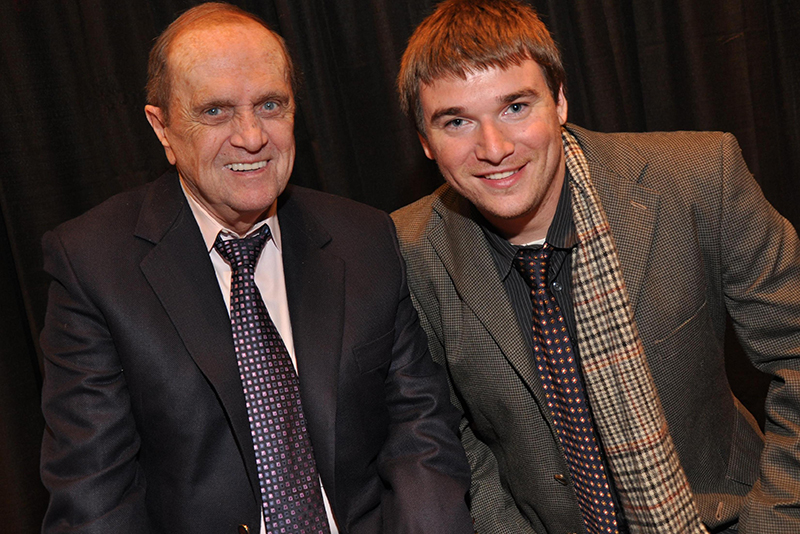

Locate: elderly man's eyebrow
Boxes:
[257,91,292,106]
[193,97,235,111]
[192,91,293,111]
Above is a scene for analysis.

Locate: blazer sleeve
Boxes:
[39,229,148,534]
[374,217,474,534]
[715,134,800,532]
[410,291,540,534]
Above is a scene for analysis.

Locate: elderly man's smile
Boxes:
[224,160,268,172]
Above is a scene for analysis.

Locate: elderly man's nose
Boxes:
[231,113,268,151]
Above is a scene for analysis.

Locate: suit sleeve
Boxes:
[375,216,474,534]
[716,134,800,532]
[39,230,148,534]
[409,291,540,534]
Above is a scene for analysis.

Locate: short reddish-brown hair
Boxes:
[398,0,566,135]
[146,2,297,121]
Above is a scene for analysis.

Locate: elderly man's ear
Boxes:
[145,105,177,165]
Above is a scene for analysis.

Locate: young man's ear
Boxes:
[418,131,435,160]
[145,105,177,165]
[556,85,568,126]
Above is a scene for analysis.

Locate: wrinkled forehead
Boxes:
[167,20,290,89]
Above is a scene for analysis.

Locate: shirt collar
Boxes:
[179,178,282,253]
[481,168,577,280]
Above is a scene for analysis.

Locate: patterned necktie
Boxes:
[214,225,330,534]
[513,245,618,534]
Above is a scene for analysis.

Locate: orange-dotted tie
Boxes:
[514,245,618,534]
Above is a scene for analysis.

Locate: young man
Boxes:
[392,1,800,533]
[39,4,472,533]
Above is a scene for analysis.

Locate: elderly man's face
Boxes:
[146,21,295,233]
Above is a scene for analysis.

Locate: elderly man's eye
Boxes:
[262,102,277,111]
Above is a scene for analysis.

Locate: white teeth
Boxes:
[225,161,267,171]
[484,169,516,180]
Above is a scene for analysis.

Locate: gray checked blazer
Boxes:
[391,124,800,534]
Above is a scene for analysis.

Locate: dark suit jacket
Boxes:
[391,125,800,534]
[39,171,472,534]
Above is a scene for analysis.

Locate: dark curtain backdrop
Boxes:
[1,1,798,532]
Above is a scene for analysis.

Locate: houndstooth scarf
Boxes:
[563,127,708,534]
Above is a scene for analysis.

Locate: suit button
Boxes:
[554,473,568,485]
[238,525,250,534]
[551,281,563,292]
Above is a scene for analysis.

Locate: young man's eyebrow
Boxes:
[499,88,539,104]
[427,89,542,125]
[430,106,464,125]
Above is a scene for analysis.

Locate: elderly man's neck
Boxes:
[179,174,275,236]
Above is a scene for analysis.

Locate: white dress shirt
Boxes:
[182,183,339,534]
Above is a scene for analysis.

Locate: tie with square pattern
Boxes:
[513,245,618,534]
[214,225,330,534]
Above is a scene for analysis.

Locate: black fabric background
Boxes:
[1,1,798,531]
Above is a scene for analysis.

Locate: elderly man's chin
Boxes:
[179,164,292,231]
[225,153,294,204]
[223,175,290,219]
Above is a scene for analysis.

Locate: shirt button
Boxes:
[551,281,563,292]
[554,473,568,485]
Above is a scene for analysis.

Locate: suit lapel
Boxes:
[277,187,343,500]
[570,126,661,315]
[134,173,261,501]
[429,191,551,411]
[428,128,663,429]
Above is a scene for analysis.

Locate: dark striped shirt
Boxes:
[479,171,630,533]
[480,171,578,346]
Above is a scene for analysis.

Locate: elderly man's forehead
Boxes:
[169,19,281,62]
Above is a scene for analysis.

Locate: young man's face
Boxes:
[418,59,568,242]
[146,21,296,234]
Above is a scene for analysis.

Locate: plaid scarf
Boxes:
[563,128,708,533]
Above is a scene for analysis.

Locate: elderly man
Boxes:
[392,1,800,533]
[39,3,472,533]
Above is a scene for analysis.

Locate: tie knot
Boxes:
[513,245,551,290]
[214,224,271,269]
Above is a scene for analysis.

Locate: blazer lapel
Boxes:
[570,126,661,315]
[429,190,551,412]
[277,186,343,500]
[134,173,261,501]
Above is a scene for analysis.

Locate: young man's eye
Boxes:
[446,118,464,128]
[508,103,526,114]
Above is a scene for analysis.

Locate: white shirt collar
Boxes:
[179,178,283,254]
